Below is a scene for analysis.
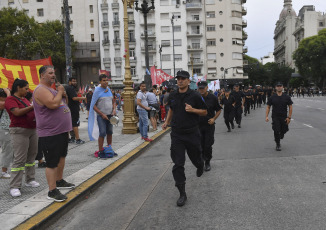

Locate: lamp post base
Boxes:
[121,82,138,134]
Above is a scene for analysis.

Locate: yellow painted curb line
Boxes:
[14,128,170,230]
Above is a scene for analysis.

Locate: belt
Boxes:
[172,126,199,134]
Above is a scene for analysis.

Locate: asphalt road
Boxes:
[49,96,326,230]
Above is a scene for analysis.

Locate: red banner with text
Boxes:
[150,66,174,86]
[0,57,52,91]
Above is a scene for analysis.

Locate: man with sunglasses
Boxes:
[265,82,293,151]
[162,70,207,207]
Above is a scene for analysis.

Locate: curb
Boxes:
[14,128,170,230]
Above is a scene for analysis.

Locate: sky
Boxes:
[245,0,326,60]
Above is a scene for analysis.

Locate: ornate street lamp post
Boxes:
[121,0,138,134]
[135,0,155,89]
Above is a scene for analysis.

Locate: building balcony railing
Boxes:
[113,20,120,27]
[101,21,109,28]
[130,56,137,62]
[186,18,202,24]
[142,62,154,67]
[102,39,110,46]
[101,3,108,10]
[129,38,136,43]
[186,3,202,10]
[243,32,248,40]
[141,46,156,52]
[113,39,121,45]
[242,7,247,15]
[186,32,203,37]
[188,59,203,65]
[243,46,248,53]
[140,19,155,25]
[187,44,203,50]
[114,57,122,63]
[128,20,135,25]
[103,58,111,63]
[242,0,247,4]
[112,3,119,9]
[141,32,156,38]
[243,60,249,66]
[242,19,247,27]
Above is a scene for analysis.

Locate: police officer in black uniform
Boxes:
[265,82,293,151]
[162,70,207,207]
[243,87,252,116]
[230,84,244,128]
[198,81,222,171]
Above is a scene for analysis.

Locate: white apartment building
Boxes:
[260,52,275,65]
[1,0,101,85]
[293,5,326,49]
[98,0,248,88]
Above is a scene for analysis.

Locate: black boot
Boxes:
[176,184,187,207]
[204,161,211,171]
[276,143,281,151]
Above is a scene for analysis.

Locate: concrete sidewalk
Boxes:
[0,112,168,230]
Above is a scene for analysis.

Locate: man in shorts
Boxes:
[33,66,75,202]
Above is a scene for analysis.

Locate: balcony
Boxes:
[114,57,122,63]
[242,19,247,28]
[242,7,247,15]
[101,3,108,11]
[142,62,154,67]
[187,44,203,51]
[129,38,136,45]
[188,59,203,66]
[102,39,110,47]
[103,58,111,64]
[128,20,135,25]
[141,46,156,52]
[187,31,203,37]
[113,39,121,48]
[130,56,137,63]
[112,3,119,9]
[242,0,246,3]
[140,19,155,25]
[186,2,202,10]
[141,32,156,38]
[243,31,248,40]
[243,60,249,66]
[113,20,120,27]
[101,21,109,28]
[243,46,248,53]
[186,18,202,24]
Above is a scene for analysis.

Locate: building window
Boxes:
[206,12,215,18]
[319,22,324,27]
[161,40,170,46]
[23,0,29,3]
[90,20,94,28]
[128,12,134,21]
[193,68,201,74]
[221,67,224,71]
[103,31,109,41]
[161,13,169,19]
[89,5,93,13]
[92,67,97,74]
[162,54,171,61]
[206,0,215,4]
[232,0,241,4]
[232,38,243,45]
[103,13,108,22]
[207,25,216,31]
[129,30,135,41]
[207,53,216,60]
[70,21,73,29]
[130,48,135,57]
[91,34,95,42]
[161,26,170,32]
[191,39,200,48]
[175,39,182,46]
[131,67,136,76]
[207,39,216,46]
[113,12,119,22]
[24,9,29,15]
[116,66,121,77]
[191,25,200,34]
[232,52,243,60]
[160,0,169,6]
[174,54,182,61]
[37,9,44,17]
[91,50,96,57]
[232,24,242,31]
[163,69,171,75]
[37,0,43,2]
[174,26,181,32]
[232,11,242,18]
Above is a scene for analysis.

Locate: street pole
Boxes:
[171,14,176,77]
[159,44,162,70]
[191,53,194,77]
[135,0,155,89]
[122,0,138,134]
[63,0,72,84]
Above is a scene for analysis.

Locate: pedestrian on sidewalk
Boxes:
[265,82,293,151]
[146,89,159,131]
[137,82,152,142]
[88,74,117,154]
[162,70,207,207]
[85,88,93,119]
[0,88,13,179]
[5,79,39,197]
[65,77,86,144]
[198,81,222,172]
[220,88,236,132]
[33,66,75,202]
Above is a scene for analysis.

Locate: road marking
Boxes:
[318,108,325,111]
[303,124,313,128]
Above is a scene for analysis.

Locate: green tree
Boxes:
[293,28,326,87]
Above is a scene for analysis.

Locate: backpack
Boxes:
[98,145,116,158]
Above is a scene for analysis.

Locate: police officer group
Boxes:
[163,70,293,207]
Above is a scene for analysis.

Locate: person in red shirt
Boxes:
[5,79,39,197]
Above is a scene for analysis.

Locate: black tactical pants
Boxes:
[272,116,289,144]
[234,106,243,125]
[199,125,215,162]
[170,130,204,186]
[244,101,251,115]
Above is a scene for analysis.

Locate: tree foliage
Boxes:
[293,28,326,87]
[0,7,76,71]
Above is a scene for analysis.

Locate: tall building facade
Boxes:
[1,0,101,85]
[98,0,248,87]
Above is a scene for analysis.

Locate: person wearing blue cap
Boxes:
[265,82,293,151]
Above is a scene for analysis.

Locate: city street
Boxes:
[49,96,326,230]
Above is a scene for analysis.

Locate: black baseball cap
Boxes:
[198,81,208,89]
[276,82,283,86]
[176,70,190,79]
[225,88,231,92]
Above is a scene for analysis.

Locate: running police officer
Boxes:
[243,87,252,116]
[162,70,207,207]
[265,82,293,151]
[198,81,222,171]
[230,84,244,128]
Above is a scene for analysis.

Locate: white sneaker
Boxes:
[1,172,10,179]
[10,188,21,197]
[25,181,40,188]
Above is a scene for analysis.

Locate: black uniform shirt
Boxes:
[199,93,222,125]
[243,91,252,102]
[267,93,293,118]
[267,89,272,97]
[168,88,207,130]
[220,95,235,113]
[230,91,244,107]
[65,85,80,112]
